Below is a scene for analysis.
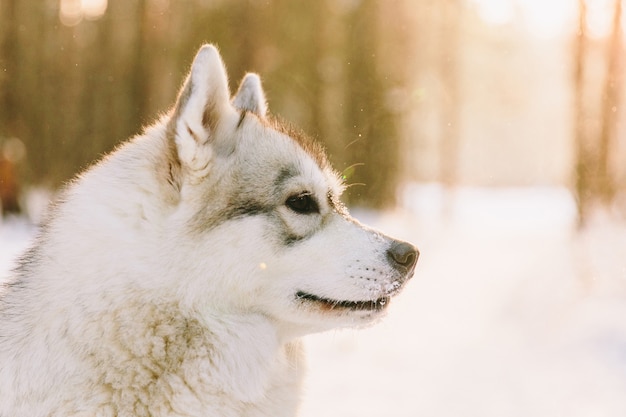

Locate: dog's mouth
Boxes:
[295,291,390,312]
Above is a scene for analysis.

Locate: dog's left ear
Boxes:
[168,44,237,179]
[233,73,267,119]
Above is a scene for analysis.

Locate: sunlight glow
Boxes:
[586,0,615,39]
[59,0,108,27]
[470,0,607,39]
[519,0,576,38]
[472,0,515,26]
[59,0,81,26]
[82,0,108,20]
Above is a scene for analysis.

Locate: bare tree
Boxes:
[573,0,590,225]
[438,0,462,216]
[0,0,18,137]
[343,0,402,208]
[597,0,623,204]
[0,0,412,210]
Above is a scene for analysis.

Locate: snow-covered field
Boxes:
[2,185,626,416]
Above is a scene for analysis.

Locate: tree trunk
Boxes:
[438,0,462,217]
[129,0,149,129]
[0,0,18,137]
[597,0,623,204]
[344,0,400,208]
[315,1,349,175]
[573,0,590,226]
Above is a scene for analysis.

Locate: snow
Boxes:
[299,185,626,417]
[0,216,36,275]
[2,184,626,415]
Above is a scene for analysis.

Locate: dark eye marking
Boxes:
[285,193,319,214]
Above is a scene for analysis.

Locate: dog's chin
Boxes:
[295,291,391,314]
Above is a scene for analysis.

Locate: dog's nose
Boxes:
[387,241,419,273]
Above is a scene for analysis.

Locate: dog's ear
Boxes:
[232,73,267,119]
[168,44,236,178]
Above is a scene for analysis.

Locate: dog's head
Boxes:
[161,45,418,335]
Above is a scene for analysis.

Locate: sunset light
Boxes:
[470,0,617,39]
[59,0,108,26]
[3,1,626,416]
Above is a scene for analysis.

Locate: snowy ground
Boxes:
[2,185,626,416]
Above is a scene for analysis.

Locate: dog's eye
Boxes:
[286,193,319,214]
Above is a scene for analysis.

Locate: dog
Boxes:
[0,44,418,417]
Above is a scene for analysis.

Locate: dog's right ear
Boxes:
[233,73,267,119]
[167,45,236,180]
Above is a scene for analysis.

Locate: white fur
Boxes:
[0,44,417,417]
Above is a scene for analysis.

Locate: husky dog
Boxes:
[0,45,418,417]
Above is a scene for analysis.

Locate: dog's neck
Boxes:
[193,311,305,403]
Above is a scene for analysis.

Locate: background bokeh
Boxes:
[2,1,626,416]
[1,0,624,218]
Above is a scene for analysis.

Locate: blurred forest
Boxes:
[0,0,414,210]
[0,0,625,223]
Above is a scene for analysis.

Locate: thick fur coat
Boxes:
[0,45,418,417]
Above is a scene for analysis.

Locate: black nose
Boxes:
[387,241,419,273]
